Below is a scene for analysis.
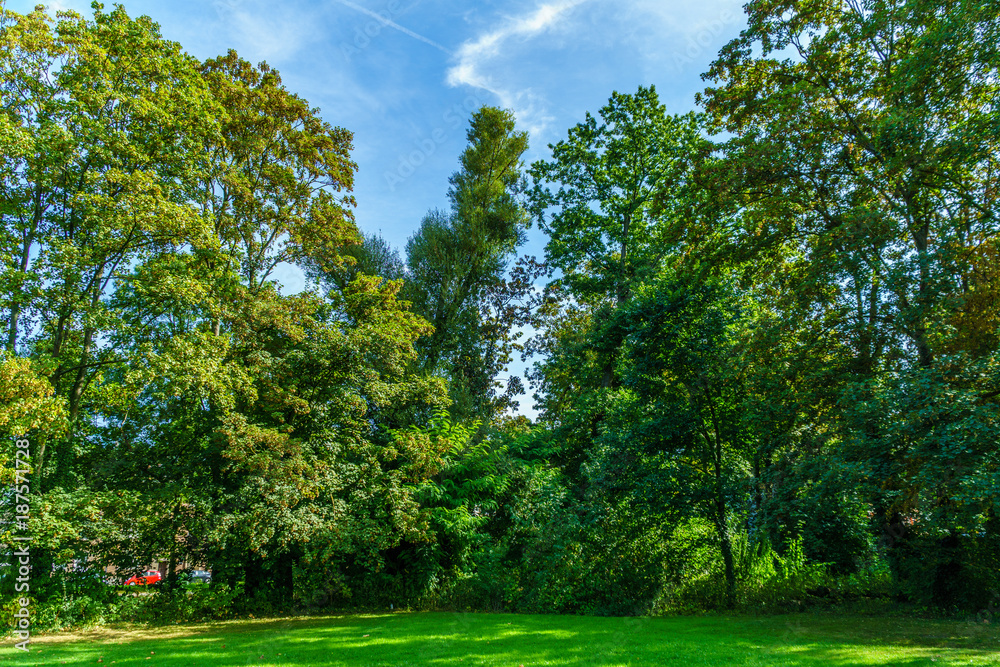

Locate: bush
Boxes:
[655,523,837,613]
[734,534,826,611]
[11,582,246,633]
[654,518,727,612]
[32,594,115,631]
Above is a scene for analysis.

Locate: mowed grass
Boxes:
[1,611,998,666]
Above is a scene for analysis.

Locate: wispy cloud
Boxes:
[446,0,588,135]
[333,0,451,55]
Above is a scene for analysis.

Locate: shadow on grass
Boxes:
[1,612,997,666]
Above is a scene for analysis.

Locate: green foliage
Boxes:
[0,354,67,437]
[404,106,534,422]
[307,233,405,295]
[694,0,1000,610]
[3,0,998,625]
[19,584,245,632]
[656,520,878,614]
[528,86,705,308]
[597,274,756,608]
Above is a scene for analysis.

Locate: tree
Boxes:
[699,0,1000,604]
[307,232,405,295]
[404,106,532,422]
[196,50,358,301]
[0,3,421,606]
[0,3,229,603]
[527,86,704,308]
[601,274,754,608]
[0,4,220,490]
[527,86,706,392]
[700,0,1000,369]
[89,49,430,601]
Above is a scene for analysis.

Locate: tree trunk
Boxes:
[910,218,934,368]
[718,514,737,609]
[8,191,43,351]
[244,554,264,599]
[165,503,182,592]
[68,325,95,423]
[708,398,736,608]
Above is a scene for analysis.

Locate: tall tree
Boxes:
[528,87,704,308]
[602,275,754,608]
[699,0,1000,604]
[404,106,532,422]
[700,0,1000,370]
[0,4,218,488]
[528,86,706,391]
[193,50,358,340]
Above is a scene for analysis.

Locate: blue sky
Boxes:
[11,0,748,415]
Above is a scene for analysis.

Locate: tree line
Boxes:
[1,0,998,625]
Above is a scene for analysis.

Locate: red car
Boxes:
[124,570,162,586]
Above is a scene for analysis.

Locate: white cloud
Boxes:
[446,0,588,135]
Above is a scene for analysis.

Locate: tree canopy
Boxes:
[2,0,998,623]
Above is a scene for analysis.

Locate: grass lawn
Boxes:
[0,611,997,666]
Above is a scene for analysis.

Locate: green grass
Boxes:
[1,611,997,666]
